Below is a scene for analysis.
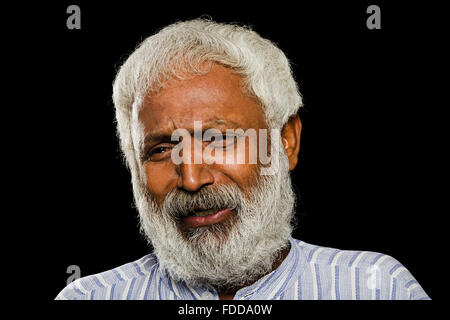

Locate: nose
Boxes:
[176,163,214,192]
[175,135,214,192]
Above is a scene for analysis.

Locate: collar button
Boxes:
[201,291,214,300]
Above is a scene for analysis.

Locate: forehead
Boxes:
[138,64,267,133]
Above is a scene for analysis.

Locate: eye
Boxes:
[211,135,235,149]
[153,146,170,154]
[145,145,173,161]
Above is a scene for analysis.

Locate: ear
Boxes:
[281,114,302,170]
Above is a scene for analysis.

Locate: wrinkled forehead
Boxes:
[131,64,268,140]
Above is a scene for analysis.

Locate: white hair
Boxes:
[112,18,303,195]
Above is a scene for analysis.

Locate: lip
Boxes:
[181,208,232,228]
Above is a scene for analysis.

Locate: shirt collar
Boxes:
[233,237,305,300]
[157,237,305,300]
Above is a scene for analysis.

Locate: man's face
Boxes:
[132,64,295,288]
[138,64,268,227]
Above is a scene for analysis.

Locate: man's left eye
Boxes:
[211,135,235,148]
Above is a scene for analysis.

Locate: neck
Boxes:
[217,243,291,300]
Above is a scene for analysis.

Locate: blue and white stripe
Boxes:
[56,238,430,300]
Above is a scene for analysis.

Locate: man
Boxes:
[56,18,429,300]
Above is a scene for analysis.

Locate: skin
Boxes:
[137,63,302,299]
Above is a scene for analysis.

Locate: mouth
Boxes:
[181,207,233,228]
[188,208,219,217]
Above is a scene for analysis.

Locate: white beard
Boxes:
[135,149,296,289]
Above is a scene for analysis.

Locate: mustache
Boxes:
[163,183,242,219]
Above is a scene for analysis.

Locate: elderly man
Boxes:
[56,19,429,300]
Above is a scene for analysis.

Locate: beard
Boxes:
[135,149,296,290]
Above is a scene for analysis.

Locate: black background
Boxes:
[14,0,444,303]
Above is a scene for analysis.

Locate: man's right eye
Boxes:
[153,147,170,154]
[146,145,173,161]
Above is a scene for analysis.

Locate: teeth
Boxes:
[192,209,217,217]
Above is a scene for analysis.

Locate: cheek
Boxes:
[215,137,261,186]
[219,136,259,165]
[144,162,177,204]
[215,163,259,190]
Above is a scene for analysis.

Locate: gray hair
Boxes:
[112,18,303,193]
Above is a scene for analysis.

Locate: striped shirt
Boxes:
[55,237,430,300]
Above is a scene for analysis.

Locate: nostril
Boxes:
[177,164,215,192]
